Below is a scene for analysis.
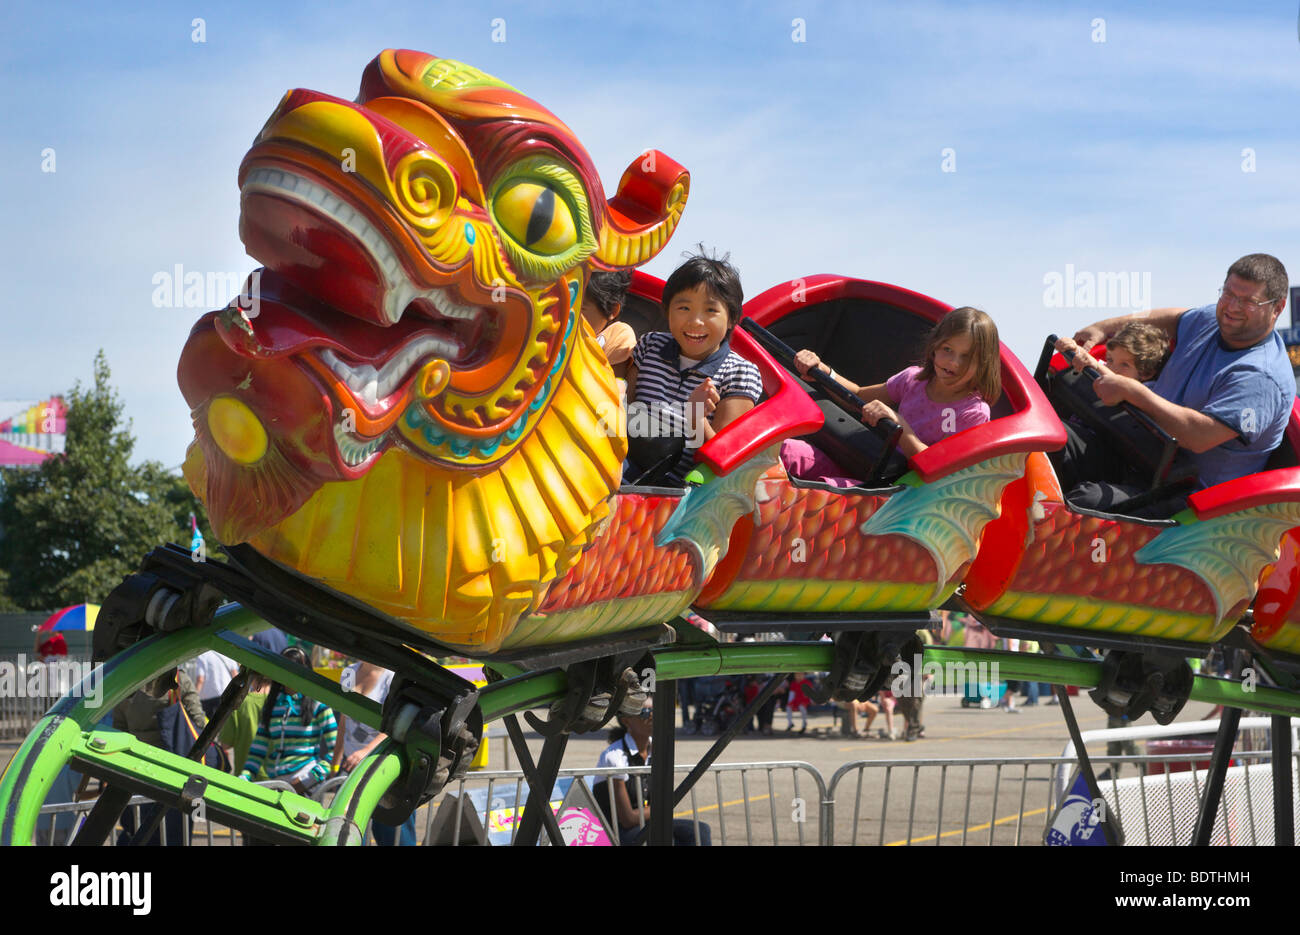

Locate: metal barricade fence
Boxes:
[36,793,255,846]
[0,655,93,741]
[28,752,1300,846]
[421,761,830,846]
[825,751,1300,846]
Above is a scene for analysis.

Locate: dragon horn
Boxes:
[594,150,690,270]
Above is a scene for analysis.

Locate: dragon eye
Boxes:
[494,180,577,256]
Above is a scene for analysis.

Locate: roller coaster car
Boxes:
[964,336,1300,653]
[683,275,1063,618]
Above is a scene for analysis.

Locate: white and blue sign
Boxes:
[1044,770,1118,846]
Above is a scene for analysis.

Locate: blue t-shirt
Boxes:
[1149,304,1295,487]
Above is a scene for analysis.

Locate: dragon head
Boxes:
[179,50,688,651]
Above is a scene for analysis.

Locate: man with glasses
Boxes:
[1050,254,1294,516]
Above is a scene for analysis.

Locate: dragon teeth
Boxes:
[320,336,461,405]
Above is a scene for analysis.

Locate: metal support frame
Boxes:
[71,787,134,847]
[648,677,677,846]
[502,714,566,847]
[1191,707,1243,845]
[512,731,569,847]
[1273,714,1295,845]
[670,672,785,809]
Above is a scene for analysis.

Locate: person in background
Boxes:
[219,672,270,776]
[998,638,1020,713]
[583,269,636,382]
[35,631,68,661]
[875,689,898,740]
[593,699,711,846]
[249,626,288,656]
[114,667,207,748]
[679,677,697,733]
[839,697,878,738]
[239,647,337,795]
[193,649,238,719]
[333,660,417,845]
[785,673,814,734]
[112,667,207,845]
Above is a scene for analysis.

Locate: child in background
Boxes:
[624,252,764,485]
[1103,321,1169,383]
[785,673,814,734]
[782,307,1002,485]
[582,270,636,382]
[240,647,337,794]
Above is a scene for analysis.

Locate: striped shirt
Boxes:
[240,692,338,785]
[628,331,763,484]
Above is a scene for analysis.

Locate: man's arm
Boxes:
[1074,307,1188,351]
[1094,368,1239,453]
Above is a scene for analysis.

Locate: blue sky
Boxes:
[2,0,1297,466]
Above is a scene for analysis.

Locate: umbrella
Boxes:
[37,604,100,633]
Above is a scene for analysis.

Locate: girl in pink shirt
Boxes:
[782,307,1001,484]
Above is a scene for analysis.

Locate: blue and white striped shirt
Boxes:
[627,331,763,484]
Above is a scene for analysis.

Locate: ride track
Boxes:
[4,48,1300,846]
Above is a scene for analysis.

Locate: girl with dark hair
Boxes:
[239,646,337,794]
[582,269,636,381]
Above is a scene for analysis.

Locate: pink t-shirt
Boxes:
[885,366,989,446]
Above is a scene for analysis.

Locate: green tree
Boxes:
[0,351,211,610]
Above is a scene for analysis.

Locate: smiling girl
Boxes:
[783,307,1001,483]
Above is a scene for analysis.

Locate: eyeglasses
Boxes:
[1219,286,1277,311]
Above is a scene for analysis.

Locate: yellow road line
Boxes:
[884,806,1049,846]
[674,792,770,819]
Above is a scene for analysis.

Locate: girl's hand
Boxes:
[793,349,826,378]
[687,378,720,418]
[860,400,899,428]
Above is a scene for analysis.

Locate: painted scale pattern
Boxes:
[505,493,699,647]
[984,503,1219,641]
[704,472,943,613]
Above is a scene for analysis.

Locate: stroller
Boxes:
[693,677,746,735]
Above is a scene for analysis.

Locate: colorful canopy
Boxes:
[0,438,50,466]
[38,604,100,632]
